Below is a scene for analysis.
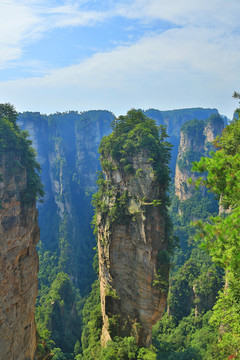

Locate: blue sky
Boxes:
[0,0,240,118]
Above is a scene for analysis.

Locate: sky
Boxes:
[0,0,240,118]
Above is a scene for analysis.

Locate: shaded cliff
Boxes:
[15,107,225,355]
[94,110,173,347]
[17,107,220,295]
[18,110,114,351]
[175,114,225,201]
[166,114,226,322]
[0,105,42,360]
[18,110,114,295]
[143,108,221,174]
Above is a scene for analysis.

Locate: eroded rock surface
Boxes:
[0,153,39,360]
[97,151,170,347]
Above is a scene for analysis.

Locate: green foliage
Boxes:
[166,112,225,345]
[192,113,240,209]
[178,114,224,174]
[15,106,232,358]
[177,150,203,172]
[99,337,138,360]
[93,110,174,259]
[0,103,44,203]
[180,114,224,140]
[124,163,135,175]
[79,278,160,360]
[192,109,240,357]
[153,273,168,293]
[74,340,82,356]
[92,177,131,231]
[169,189,219,275]
[180,118,205,140]
[152,311,218,359]
[137,347,157,360]
[52,348,66,360]
[0,103,18,127]
[81,280,102,359]
[35,272,82,353]
[105,285,121,300]
[168,249,222,321]
[99,109,172,185]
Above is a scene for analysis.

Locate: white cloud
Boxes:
[0,0,111,68]
[1,0,239,68]
[0,2,39,67]
[0,0,239,118]
[0,19,239,117]
[116,0,240,28]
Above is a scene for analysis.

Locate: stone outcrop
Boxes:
[175,115,225,200]
[0,152,39,360]
[97,151,170,347]
[174,129,204,201]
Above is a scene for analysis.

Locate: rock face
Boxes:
[98,153,169,347]
[175,115,225,200]
[96,109,171,349]
[144,107,220,174]
[17,109,220,294]
[18,110,113,294]
[0,152,39,360]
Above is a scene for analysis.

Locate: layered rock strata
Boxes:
[0,153,39,360]
[97,149,170,347]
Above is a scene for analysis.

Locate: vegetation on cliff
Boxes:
[177,114,225,172]
[147,112,226,359]
[93,109,173,241]
[99,109,171,176]
[191,105,240,358]
[85,109,174,356]
[150,101,240,359]
[0,103,44,203]
[3,103,238,359]
[26,111,113,357]
[0,103,43,359]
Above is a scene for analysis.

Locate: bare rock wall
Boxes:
[0,153,39,360]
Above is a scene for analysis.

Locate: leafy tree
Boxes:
[35,272,82,353]
[152,311,218,359]
[0,103,18,127]
[52,348,66,360]
[191,103,240,358]
[74,340,82,356]
[0,103,44,203]
[99,109,172,186]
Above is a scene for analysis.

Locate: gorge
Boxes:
[1,104,236,359]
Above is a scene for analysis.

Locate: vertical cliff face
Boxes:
[144,108,220,174]
[174,122,206,201]
[0,152,39,360]
[75,111,113,192]
[18,111,113,295]
[95,110,172,347]
[17,108,220,294]
[17,110,114,351]
[175,114,225,200]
